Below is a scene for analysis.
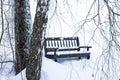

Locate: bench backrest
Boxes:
[44,37,79,48]
[44,37,80,55]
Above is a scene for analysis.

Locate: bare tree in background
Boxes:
[94,0,120,80]
[26,0,50,80]
[70,0,120,80]
[14,0,31,74]
[0,0,15,69]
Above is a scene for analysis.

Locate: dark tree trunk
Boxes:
[26,0,50,80]
[14,0,31,74]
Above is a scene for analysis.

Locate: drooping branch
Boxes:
[0,0,4,43]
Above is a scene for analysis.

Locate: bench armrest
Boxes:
[78,46,92,51]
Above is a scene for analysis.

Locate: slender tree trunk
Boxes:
[14,0,31,74]
[26,0,50,80]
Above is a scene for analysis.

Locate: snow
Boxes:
[41,57,94,80]
[0,0,112,80]
[11,69,27,80]
[0,55,94,80]
[47,50,90,55]
[0,57,93,80]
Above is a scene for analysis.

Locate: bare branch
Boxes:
[0,0,4,43]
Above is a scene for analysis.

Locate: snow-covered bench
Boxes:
[44,37,92,61]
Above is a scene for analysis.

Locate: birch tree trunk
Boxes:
[26,0,50,80]
[14,0,31,74]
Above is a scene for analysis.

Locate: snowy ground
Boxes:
[0,56,95,80]
[41,58,94,80]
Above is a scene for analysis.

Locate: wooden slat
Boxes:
[65,40,68,47]
[63,40,66,47]
[57,40,59,47]
[51,40,53,47]
[71,40,73,47]
[74,40,76,46]
[60,40,62,47]
[68,40,70,47]
[48,40,50,47]
[54,40,56,47]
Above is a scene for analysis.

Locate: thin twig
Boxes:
[0,61,15,63]
[0,0,4,43]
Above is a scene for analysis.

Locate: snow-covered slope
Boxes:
[6,57,94,80]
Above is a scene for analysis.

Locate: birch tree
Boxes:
[26,0,50,80]
[14,0,31,74]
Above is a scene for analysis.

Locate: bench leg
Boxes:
[54,51,57,62]
[54,58,57,62]
[78,56,81,59]
[87,56,90,59]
